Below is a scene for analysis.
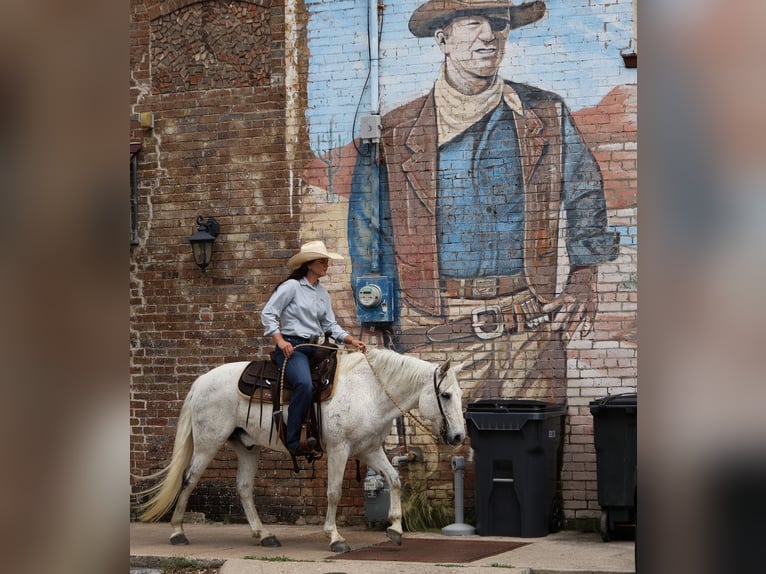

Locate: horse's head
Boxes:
[419,360,466,446]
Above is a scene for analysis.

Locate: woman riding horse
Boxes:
[261,240,366,456]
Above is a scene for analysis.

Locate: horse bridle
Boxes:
[433,362,451,442]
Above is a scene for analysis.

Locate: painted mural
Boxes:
[301,0,637,475]
[127,0,638,526]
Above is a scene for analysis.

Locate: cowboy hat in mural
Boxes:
[287,240,344,269]
[408,0,547,38]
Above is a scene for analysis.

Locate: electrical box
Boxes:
[359,114,382,141]
[355,275,395,323]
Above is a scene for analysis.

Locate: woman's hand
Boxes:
[346,338,367,353]
[275,336,294,358]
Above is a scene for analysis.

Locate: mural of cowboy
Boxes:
[349,0,619,401]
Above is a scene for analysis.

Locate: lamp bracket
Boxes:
[196,215,220,237]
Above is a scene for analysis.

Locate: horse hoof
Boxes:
[261,535,281,547]
[386,528,402,545]
[170,533,189,546]
[330,541,351,553]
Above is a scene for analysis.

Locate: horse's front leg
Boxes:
[361,448,403,544]
[323,446,351,553]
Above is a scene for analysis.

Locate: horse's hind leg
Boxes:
[229,442,280,547]
[361,448,403,544]
[168,446,218,545]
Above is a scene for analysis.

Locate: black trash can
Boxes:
[589,393,637,541]
[465,399,567,538]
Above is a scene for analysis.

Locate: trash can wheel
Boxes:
[549,494,565,533]
[600,510,613,542]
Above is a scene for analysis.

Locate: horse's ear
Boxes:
[439,360,451,375]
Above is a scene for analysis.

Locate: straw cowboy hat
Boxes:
[408,0,546,38]
[287,240,344,270]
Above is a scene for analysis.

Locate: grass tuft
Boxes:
[402,486,452,531]
[159,557,201,571]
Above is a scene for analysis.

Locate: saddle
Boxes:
[237,339,339,466]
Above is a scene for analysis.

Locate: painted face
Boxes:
[437,15,510,91]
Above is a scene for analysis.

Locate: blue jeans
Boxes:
[273,336,317,451]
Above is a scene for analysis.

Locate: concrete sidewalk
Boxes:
[130,521,635,574]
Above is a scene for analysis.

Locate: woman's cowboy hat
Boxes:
[408,0,546,38]
[287,240,344,270]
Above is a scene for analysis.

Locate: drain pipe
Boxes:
[441,456,476,536]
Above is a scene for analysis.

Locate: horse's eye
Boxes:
[440,392,451,400]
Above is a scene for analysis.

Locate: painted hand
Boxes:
[542,266,597,340]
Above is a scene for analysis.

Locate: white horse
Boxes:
[134,347,465,552]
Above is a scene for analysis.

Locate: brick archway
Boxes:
[145,0,271,22]
[148,0,275,94]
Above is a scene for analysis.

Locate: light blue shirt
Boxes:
[261,277,349,343]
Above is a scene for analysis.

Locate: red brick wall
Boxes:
[129,0,368,525]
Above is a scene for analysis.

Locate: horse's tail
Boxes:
[134,380,197,522]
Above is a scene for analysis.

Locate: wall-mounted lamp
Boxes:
[188,216,220,272]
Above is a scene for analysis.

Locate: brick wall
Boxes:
[131,0,637,529]
[129,0,371,525]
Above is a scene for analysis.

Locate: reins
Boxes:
[363,353,449,442]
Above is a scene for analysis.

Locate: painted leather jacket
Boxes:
[349,80,618,318]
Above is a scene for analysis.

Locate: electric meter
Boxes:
[358,284,383,307]
[355,276,395,323]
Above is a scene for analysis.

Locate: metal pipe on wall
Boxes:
[368,0,381,273]
[369,0,380,114]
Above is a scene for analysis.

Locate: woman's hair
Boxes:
[272,263,310,292]
[286,264,310,282]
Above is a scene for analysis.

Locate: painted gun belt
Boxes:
[396,288,551,351]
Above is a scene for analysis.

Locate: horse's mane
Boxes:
[337,350,367,375]
[362,347,431,383]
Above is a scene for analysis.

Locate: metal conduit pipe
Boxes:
[442,456,476,536]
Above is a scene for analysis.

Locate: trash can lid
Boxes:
[464,399,567,431]
[467,399,566,413]
[589,392,637,414]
